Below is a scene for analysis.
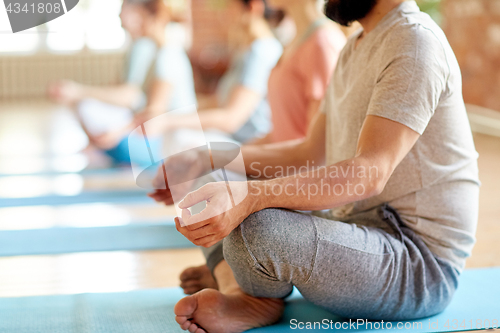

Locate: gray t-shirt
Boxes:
[321,1,480,271]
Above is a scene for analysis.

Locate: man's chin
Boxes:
[324,0,378,27]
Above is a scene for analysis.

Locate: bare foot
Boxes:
[175,288,284,333]
[180,265,218,295]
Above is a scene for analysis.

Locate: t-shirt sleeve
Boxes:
[301,29,343,101]
[367,26,449,135]
[124,38,157,86]
[155,46,188,83]
[239,39,283,95]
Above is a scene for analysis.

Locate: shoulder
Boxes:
[315,23,347,52]
[299,23,347,64]
[380,15,451,76]
[384,14,448,61]
[249,37,283,60]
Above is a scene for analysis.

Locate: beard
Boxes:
[324,0,378,26]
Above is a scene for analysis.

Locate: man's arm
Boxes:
[148,112,326,205]
[240,111,327,178]
[251,115,420,211]
[175,115,420,247]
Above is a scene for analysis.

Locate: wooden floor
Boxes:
[0,102,499,304]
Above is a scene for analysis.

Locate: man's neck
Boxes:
[358,0,406,35]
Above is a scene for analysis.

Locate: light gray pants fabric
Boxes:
[221,206,459,321]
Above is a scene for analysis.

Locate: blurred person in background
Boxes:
[48,0,196,165]
[159,0,347,145]
[156,0,283,144]
[253,0,347,144]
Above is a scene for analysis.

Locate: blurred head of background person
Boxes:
[156,0,284,144]
[120,0,187,46]
[252,0,346,144]
[47,0,197,166]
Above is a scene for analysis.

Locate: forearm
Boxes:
[198,108,244,133]
[240,113,327,179]
[246,132,273,145]
[160,110,230,132]
[241,138,320,179]
[80,84,141,108]
[249,156,385,212]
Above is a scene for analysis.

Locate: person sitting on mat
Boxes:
[48,0,196,165]
[252,0,346,144]
[151,0,480,331]
[159,0,283,144]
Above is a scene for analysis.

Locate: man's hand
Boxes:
[174,181,257,248]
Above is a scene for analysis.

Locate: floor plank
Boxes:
[0,249,205,297]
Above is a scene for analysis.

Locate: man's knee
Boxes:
[224,208,316,268]
[223,209,285,266]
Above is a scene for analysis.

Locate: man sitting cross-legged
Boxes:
[149,0,480,332]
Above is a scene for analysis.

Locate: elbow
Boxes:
[351,156,393,199]
[356,160,390,199]
[363,170,391,199]
[369,179,386,198]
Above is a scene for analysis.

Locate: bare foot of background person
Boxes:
[174,288,284,333]
[180,264,218,294]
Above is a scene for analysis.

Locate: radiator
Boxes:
[0,52,126,101]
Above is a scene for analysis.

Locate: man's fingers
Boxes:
[148,190,174,205]
[178,186,211,209]
[181,209,213,231]
[175,217,188,235]
[196,234,223,248]
[175,217,217,246]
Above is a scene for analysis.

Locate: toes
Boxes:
[174,295,198,316]
[183,286,202,295]
[180,267,202,281]
[188,322,199,333]
[195,328,207,333]
[180,280,201,289]
[175,316,192,330]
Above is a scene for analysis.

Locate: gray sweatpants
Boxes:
[203,205,458,321]
[192,171,458,320]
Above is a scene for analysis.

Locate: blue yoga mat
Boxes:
[0,221,195,257]
[0,190,151,208]
[0,167,128,178]
[0,268,498,333]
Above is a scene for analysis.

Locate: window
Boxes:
[0,7,39,53]
[0,0,127,54]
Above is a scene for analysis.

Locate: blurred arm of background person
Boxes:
[47,80,142,109]
[159,85,260,133]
